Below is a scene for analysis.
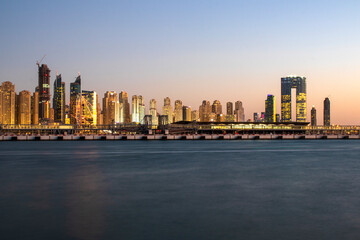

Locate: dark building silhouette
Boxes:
[324,98,330,126]
[38,64,51,122]
[311,106,317,126]
[53,74,65,123]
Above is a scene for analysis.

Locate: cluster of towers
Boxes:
[0,68,333,126]
[259,76,331,126]
[0,63,246,126]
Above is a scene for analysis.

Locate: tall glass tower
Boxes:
[324,98,330,126]
[281,76,306,122]
[53,74,65,123]
[70,75,81,125]
[38,64,50,122]
[265,94,276,122]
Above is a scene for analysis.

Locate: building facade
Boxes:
[70,75,81,125]
[38,64,51,122]
[53,74,66,123]
[311,106,317,126]
[281,76,306,122]
[324,98,330,126]
[0,81,16,124]
[265,95,276,122]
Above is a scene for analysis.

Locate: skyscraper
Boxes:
[311,106,317,126]
[38,64,51,122]
[53,74,65,123]
[265,95,276,122]
[17,90,31,124]
[182,106,191,121]
[162,97,173,124]
[199,100,211,122]
[174,100,183,122]
[212,100,222,115]
[119,91,130,123]
[234,101,245,122]
[281,76,306,122]
[31,90,39,124]
[132,95,144,123]
[0,81,16,124]
[191,110,199,121]
[81,91,97,126]
[103,91,119,124]
[253,112,259,122]
[324,98,330,126]
[149,99,158,126]
[226,102,233,115]
[70,75,81,125]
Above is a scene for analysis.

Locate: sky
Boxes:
[0,0,359,125]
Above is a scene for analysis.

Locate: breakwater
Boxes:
[1,134,360,141]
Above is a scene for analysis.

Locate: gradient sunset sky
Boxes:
[1,0,359,124]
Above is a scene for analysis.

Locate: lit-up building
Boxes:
[0,81,16,124]
[311,106,317,126]
[81,90,97,126]
[31,90,39,124]
[212,100,222,115]
[281,76,306,122]
[17,90,31,124]
[253,112,259,122]
[70,75,81,125]
[174,100,183,122]
[226,102,233,115]
[119,91,130,123]
[132,95,144,123]
[53,74,65,123]
[149,99,158,126]
[191,110,199,121]
[162,97,173,124]
[324,98,330,126]
[234,101,245,122]
[103,91,119,124]
[265,94,276,122]
[182,106,191,121]
[38,64,51,122]
[199,100,211,122]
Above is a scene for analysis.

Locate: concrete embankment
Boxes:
[0,134,359,141]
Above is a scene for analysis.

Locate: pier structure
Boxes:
[0,121,360,140]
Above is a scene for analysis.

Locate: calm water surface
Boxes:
[1,140,360,240]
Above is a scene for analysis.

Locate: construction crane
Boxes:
[36,54,46,67]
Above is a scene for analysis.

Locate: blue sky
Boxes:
[1,0,360,124]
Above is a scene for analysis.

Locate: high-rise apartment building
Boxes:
[103,91,119,125]
[174,100,183,122]
[199,100,211,122]
[311,106,317,126]
[0,81,16,124]
[53,74,65,123]
[162,97,173,124]
[17,90,31,124]
[81,91,97,126]
[234,101,245,122]
[212,100,222,115]
[38,64,51,122]
[31,90,39,124]
[132,95,144,123]
[70,75,81,125]
[149,99,158,126]
[182,106,191,121]
[324,98,330,126]
[226,102,233,115]
[191,110,199,121]
[281,76,306,122]
[265,95,276,122]
[119,91,130,123]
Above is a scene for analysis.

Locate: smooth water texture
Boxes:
[1,140,360,240]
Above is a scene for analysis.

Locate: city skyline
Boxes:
[1,1,360,124]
